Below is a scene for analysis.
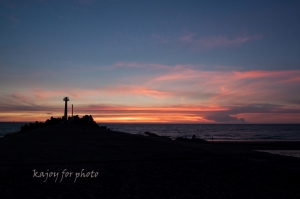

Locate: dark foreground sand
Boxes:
[1,124,300,199]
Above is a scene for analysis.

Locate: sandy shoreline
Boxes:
[1,124,300,198]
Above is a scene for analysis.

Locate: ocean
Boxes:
[1,122,300,141]
[0,122,27,138]
[106,123,300,140]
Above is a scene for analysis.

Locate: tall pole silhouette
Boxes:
[63,97,69,122]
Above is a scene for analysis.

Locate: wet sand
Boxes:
[1,124,300,198]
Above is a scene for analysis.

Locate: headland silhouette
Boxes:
[1,97,300,198]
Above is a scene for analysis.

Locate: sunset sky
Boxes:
[1,0,300,123]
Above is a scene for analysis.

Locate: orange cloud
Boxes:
[1,63,300,123]
[146,68,300,105]
[1,102,300,123]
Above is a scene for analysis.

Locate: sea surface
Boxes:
[1,123,300,141]
[106,123,300,141]
[0,122,27,138]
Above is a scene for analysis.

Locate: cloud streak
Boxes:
[2,102,299,123]
[178,34,263,50]
[1,62,299,123]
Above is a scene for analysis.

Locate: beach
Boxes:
[1,125,300,198]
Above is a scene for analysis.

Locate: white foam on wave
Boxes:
[256,150,300,158]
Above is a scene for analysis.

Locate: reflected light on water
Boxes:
[256,150,300,158]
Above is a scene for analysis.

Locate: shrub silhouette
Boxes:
[20,115,100,132]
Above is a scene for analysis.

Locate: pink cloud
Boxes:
[7,67,300,110]
[81,104,227,112]
[289,77,300,82]
[233,70,298,79]
[178,33,195,42]
[2,61,300,123]
[7,86,174,105]
[2,92,300,123]
[146,68,300,105]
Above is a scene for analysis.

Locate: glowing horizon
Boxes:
[1,68,299,124]
[1,1,300,124]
